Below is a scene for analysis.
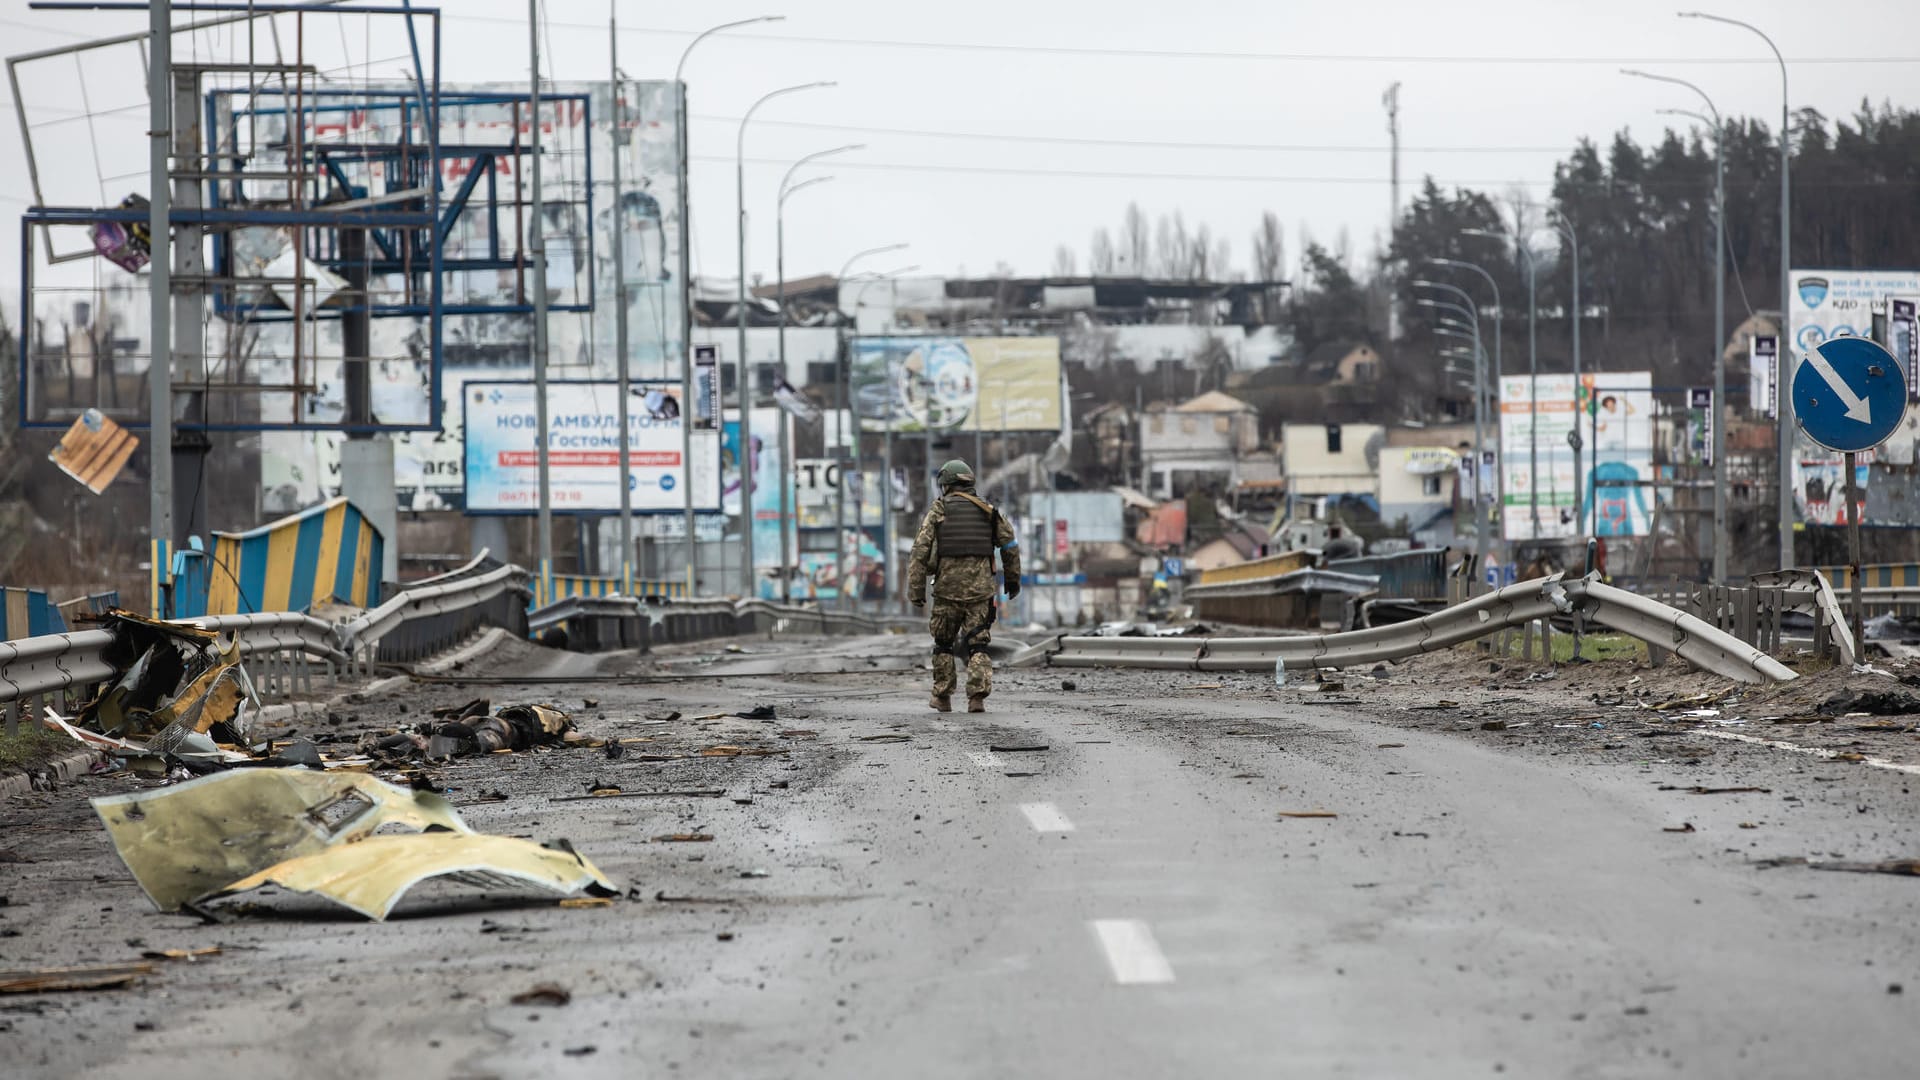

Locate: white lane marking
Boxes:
[1090,919,1175,985]
[967,751,1004,770]
[1696,728,1920,776]
[1018,802,1076,833]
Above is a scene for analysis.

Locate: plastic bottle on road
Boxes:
[1274,655,1287,687]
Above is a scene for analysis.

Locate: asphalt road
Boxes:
[4,632,1918,1078]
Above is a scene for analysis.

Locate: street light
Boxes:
[1681,9,1791,571]
[674,15,784,595]
[1538,212,1585,538]
[1427,258,1504,562]
[1464,226,1542,542]
[736,80,835,598]
[1418,292,1490,570]
[826,246,909,611]
[1629,65,1730,580]
[771,145,860,604]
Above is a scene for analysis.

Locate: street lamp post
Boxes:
[1419,293,1488,572]
[773,145,859,604]
[675,15,784,595]
[737,81,834,598]
[1428,257,1504,555]
[1466,228,1539,541]
[1544,214,1584,538]
[1628,66,1729,579]
[1682,10,1791,571]
[832,243,909,611]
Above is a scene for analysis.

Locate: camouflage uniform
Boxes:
[907,480,1020,706]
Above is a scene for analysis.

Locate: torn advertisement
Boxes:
[202,833,618,921]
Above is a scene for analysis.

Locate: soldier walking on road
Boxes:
[908,459,1021,713]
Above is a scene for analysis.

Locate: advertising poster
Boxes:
[849,337,1062,433]
[1582,372,1655,538]
[720,408,791,581]
[1497,374,1579,540]
[793,458,887,528]
[462,381,719,513]
[1748,335,1778,418]
[1787,272,1920,522]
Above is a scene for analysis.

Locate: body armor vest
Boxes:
[936,492,996,559]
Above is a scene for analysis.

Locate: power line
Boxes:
[438,13,1920,66]
[700,155,1919,189]
[689,113,1567,155]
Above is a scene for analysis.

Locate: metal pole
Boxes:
[736,83,833,600]
[834,339,848,611]
[147,0,172,613]
[674,18,786,596]
[777,206,788,602]
[882,361,895,611]
[1847,449,1863,646]
[1712,124,1729,582]
[1429,257,1501,558]
[609,5,633,594]
[1680,12,1792,570]
[529,0,552,605]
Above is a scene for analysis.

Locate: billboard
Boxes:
[849,337,1061,433]
[257,79,687,510]
[1499,372,1654,540]
[1498,374,1579,540]
[462,381,719,513]
[793,458,888,528]
[1786,271,1920,524]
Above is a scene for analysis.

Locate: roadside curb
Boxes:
[0,747,103,800]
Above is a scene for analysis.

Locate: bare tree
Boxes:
[1155,211,1193,279]
[1190,222,1215,280]
[1051,244,1078,277]
[1121,202,1150,274]
[1251,212,1284,282]
[1089,228,1116,274]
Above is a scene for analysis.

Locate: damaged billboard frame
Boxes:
[848,336,1063,433]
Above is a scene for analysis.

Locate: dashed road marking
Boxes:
[1018,802,1076,833]
[1090,919,1175,985]
[967,751,1004,770]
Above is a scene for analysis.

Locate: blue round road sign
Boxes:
[1792,335,1908,453]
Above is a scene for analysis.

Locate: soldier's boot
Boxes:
[967,694,987,713]
[930,693,952,712]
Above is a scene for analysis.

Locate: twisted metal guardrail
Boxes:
[1046,573,1797,685]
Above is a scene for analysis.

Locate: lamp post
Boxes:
[773,146,859,604]
[1428,257,1504,551]
[1681,10,1791,571]
[1418,291,1488,572]
[1465,227,1539,541]
[528,0,553,606]
[1626,69,1729,582]
[1543,213,1584,537]
[736,81,834,598]
[848,266,922,611]
[830,243,909,611]
[675,15,783,595]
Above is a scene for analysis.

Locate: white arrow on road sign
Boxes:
[1803,347,1873,423]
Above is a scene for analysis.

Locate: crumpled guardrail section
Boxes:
[524,595,915,653]
[1046,573,1797,685]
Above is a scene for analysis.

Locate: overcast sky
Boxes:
[3,0,1916,297]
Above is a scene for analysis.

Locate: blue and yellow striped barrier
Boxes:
[203,497,384,616]
[540,572,688,609]
[1814,563,1920,592]
[2,587,67,640]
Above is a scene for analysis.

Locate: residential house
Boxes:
[1139,391,1262,499]
[1188,519,1272,572]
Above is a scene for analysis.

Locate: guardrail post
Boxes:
[4,699,17,738]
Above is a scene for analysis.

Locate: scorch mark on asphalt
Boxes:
[1018,802,1076,833]
[1090,919,1176,985]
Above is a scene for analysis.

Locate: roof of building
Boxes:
[1172,390,1255,415]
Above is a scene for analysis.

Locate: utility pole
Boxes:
[529,0,553,604]
[609,4,633,594]
[1383,81,1401,342]
[147,0,173,614]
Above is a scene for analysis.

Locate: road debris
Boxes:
[988,743,1049,753]
[1752,857,1920,876]
[0,962,156,994]
[510,983,572,1006]
[549,789,725,802]
[201,833,617,921]
[365,702,575,763]
[652,833,714,843]
[1277,811,1339,819]
[1817,689,1920,717]
[1662,823,1697,833]
[139,946,220,962]
[1660,785,1772,795]
[92,768,616,919]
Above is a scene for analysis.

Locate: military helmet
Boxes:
[937,459,975,487]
